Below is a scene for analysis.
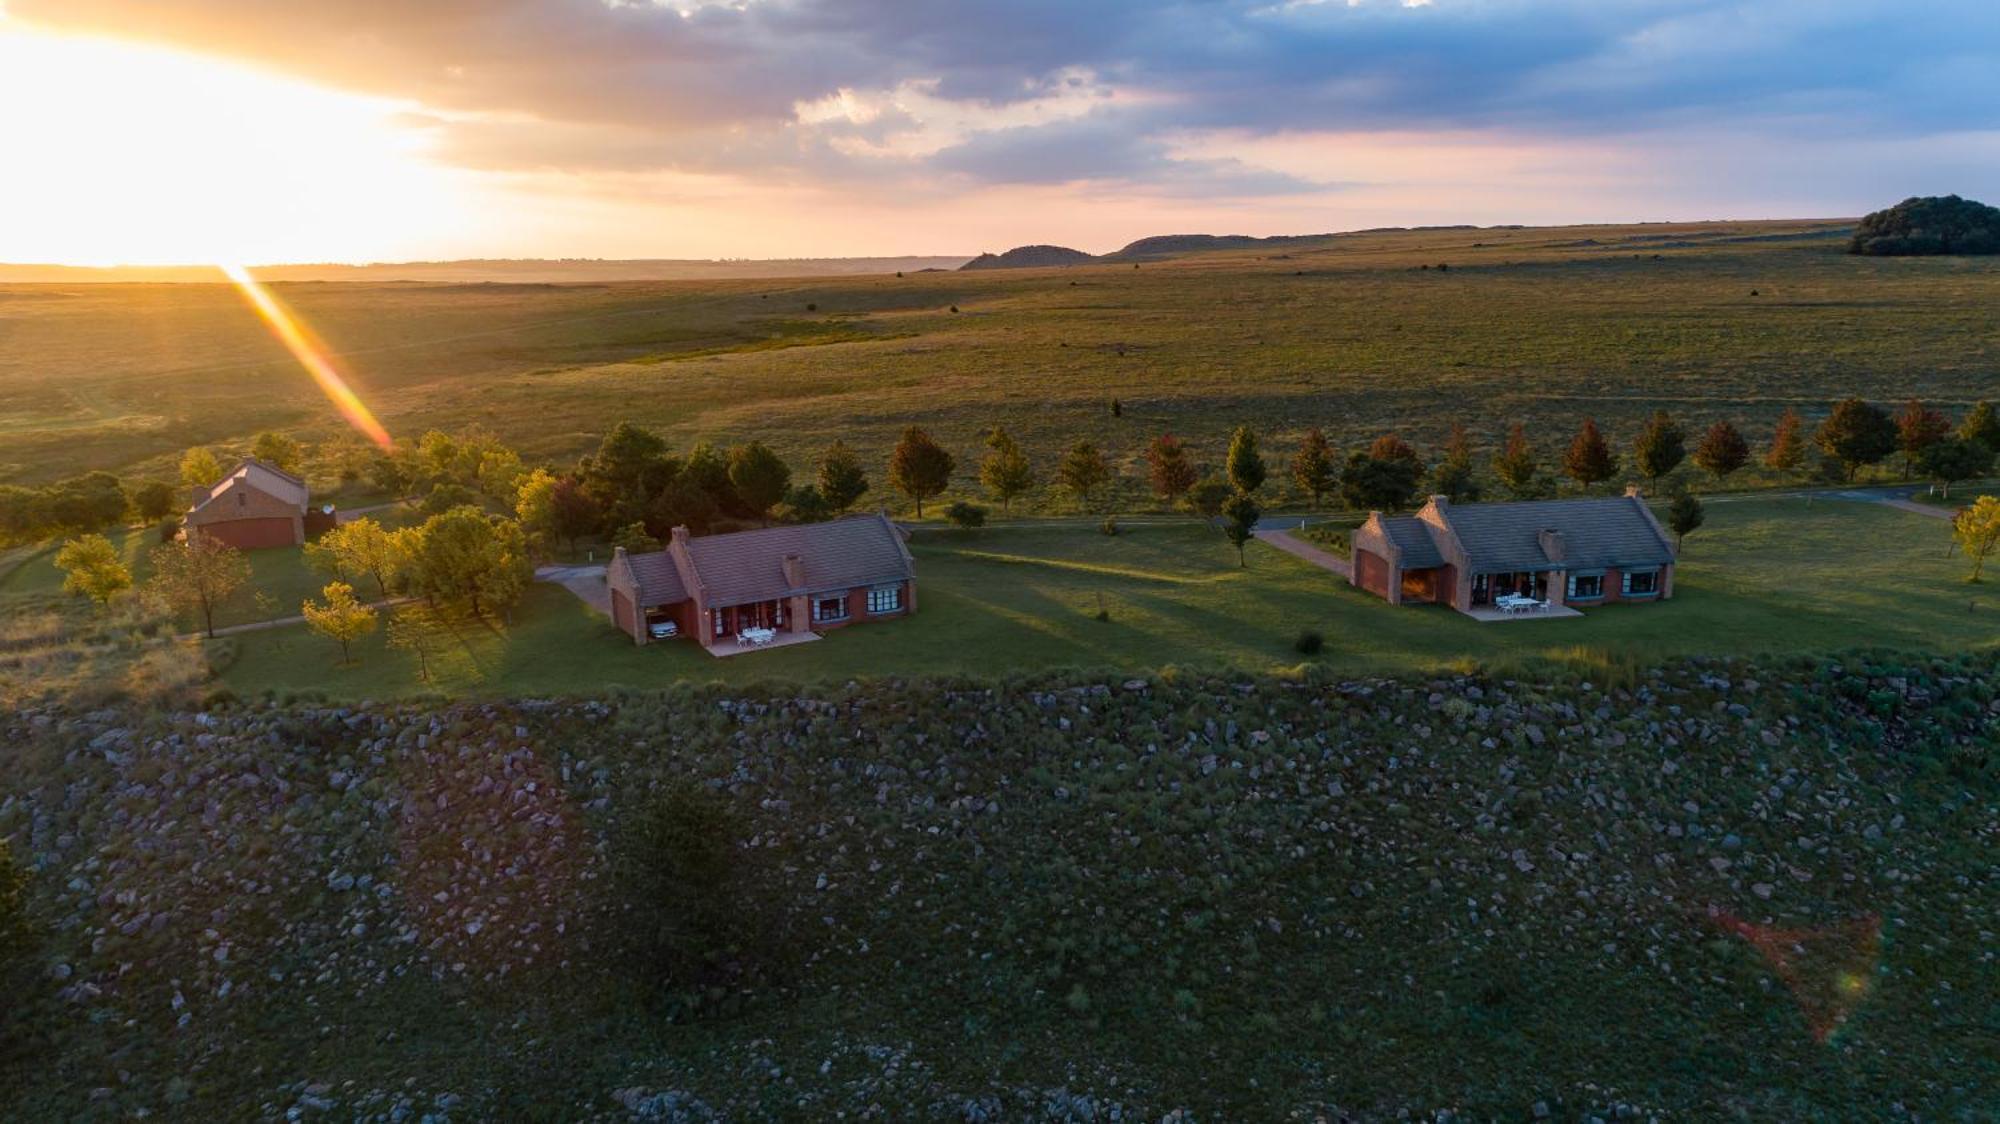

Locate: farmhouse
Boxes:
[183,458,331,549]
[607,511,916,653]
[1350,488,1676,616]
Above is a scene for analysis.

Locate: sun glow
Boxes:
[220,263,394,449]
[0,14,473,266]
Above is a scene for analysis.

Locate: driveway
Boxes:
[1256,528,1352,580]
[536,563,611,618]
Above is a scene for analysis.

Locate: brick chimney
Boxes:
[670,525,690,546]
[781,553,805,589]
[1537,528,1566,563]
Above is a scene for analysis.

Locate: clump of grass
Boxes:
[1293,629,1325,655]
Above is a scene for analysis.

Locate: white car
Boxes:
[648,620,679,640]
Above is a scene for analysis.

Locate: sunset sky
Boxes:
[2,0,1995,265]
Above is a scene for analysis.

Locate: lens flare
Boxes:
[218,263,393,449]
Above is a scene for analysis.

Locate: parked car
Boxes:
[648,620,678,640]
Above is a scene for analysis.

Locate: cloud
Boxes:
[11,0,1999,191]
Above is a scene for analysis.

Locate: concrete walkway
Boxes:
[1256,529,1353,580]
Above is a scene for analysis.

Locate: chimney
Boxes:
[612,545,628,561]
[781,553,805,589]
[1538,528,1566,563]
[1624,484,1644,499]
[670,525,691,546]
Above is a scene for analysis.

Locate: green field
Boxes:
[208,496,1991,700]
[4,219,1998,510]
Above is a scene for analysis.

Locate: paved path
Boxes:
[1256,528,1352,580]
[535,563,611,618]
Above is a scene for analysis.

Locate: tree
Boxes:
[128,480,180,522]
[1895,399,1952,478]
[302,581,379,664]
[387,605,448,683]
[1225,426,1266,494]
[612,522,661,554]
[313,517,401,597]
[149,535,249,638]
[1959,400,2000,452]
[1666,492,1704,550]
[369,446,421,497]
[680,443,740,516]
[42,472,129,535]
[1631,410,1687,486]
[55,534,131,607]
[726,442,792,523]
[1492,423,1541,496]
[1187,475,1232,518]
[648,472,720,536]
[581,422,670,524]
[1815,398,1896,481]
[250,431,304,474]
[780,484,833,524]
[1849,194,2000,256]
[1145,434,1199,504]
[1918,438,1994,500]
[943,500,987,528]
[513,468,565,557]
[1433,423,1481,503]
[979,428,1035,514]
[1563,418,1619,491]
[401,506,530,619]
[1766,407,1808,474]
[1339,449,1422,512]
[888,427,954,517]
[1289,428,1338,508]
[1954,496,2000,582]
[815,441,869,513]
[1692,420,1750,482]
[1220,491,1260,567]
[1057,440,1113,509]
[180,447,224,490]
[322,435,374,484]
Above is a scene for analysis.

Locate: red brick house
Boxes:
[1350,488,1676,615]
[607,512,916,651]
[184,458,330,549]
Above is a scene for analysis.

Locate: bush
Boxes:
[1294,629,1325,655]
[1099,515,1119,536]
[943,501,987,529]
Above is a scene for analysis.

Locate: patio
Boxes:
[1461,603,1583,623]
[705,630,821,658]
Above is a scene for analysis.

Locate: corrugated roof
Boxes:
[686,512,914,607]
[1442,495,1673,573]
[189,457,308,514]
[1379,516,1444,569]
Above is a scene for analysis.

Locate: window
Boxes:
[813,595,848,623]
[866,585,902,614]
[1567,572,1605,600]
[1623,569,1660,596]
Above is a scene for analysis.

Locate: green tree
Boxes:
[180,447,224,490]
[250,431,304,474]
[301,580,379,664]
[612,522,662,554]
[1145,434,1199,504]
[1918,438,1994,500]
[312,517,402,597]
[1563,418,1619,491]
[1187,475,1232,518]
[727,441,792,524]
[1340,449,1422,512]
[43,472,129,535]
[1057,440,1113,510]
[387,605,448,683]
[815,441,869,513]
[649,472,720,536]
[889,427,954,517]
[1692,420,1750,482]
[1631,409,1687,486]
[979,428,1035,514]
[1959,400,2000,451]
[1433,423,1481,503]
[943,500,987,528]
[1895,399,1952,478]
[149,535,250,638]
[55,533,131,607]
[1289,428,1338,508]
[1220,491,1261,567]
[581,422,671,524]
[780,484,833,524]
[1492,423,1540,496]
[1225,425,1266,494]
[1766,407,1808,474]
[1666,492,1705,550]
[1953,496,2000,582]
[402,506,531,619]
[128,480,180,522]
[1815,398,1897,481]
[513,468,564,556]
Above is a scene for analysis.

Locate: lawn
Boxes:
[218,496,1993,699]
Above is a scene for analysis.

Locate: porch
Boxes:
[1460,603,1583,623]
[705,630,821,658]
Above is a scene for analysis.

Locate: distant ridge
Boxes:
[0,256,973,284]
[958,245,1097,270]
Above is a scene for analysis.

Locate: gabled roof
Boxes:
[1438,494,1673,572]
[1376,515,1444,569]
[685,511,914,607]
[189,457,309,515]
[620,548,690,607]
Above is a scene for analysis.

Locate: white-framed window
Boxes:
[866,585,902,614]
[1567,572,1605,600]
[813,595,849,623]
[1623,569,1660,596]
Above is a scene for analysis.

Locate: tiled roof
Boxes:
[1378,515,1444,569]
[189,458,308,514]
[686,512,914,607]
[623,550,689,606]
[1442,495,1673,573]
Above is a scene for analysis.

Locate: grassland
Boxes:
[195,496,1992,702]
[4,219,1998,509]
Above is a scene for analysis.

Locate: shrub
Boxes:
[1099,515,1119,536]
[1294,629,1325,655]
[943,501,987,529]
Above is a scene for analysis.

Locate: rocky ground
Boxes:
[0,653,1993,1120]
